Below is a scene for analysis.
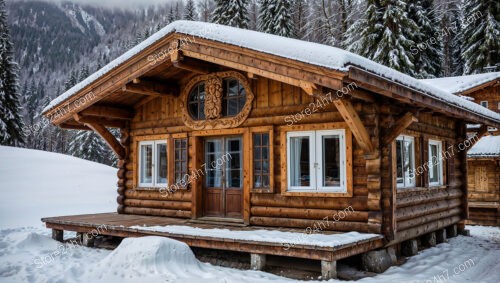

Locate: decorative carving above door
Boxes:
[180,71,254,130]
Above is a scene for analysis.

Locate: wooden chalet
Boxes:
[424,73,500,227]
[41,21,500,278]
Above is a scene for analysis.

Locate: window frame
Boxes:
[287,131,316,191]
[396,135,416,189]
[428,139,443,187]
[249,126,275,193]
[173,138,189,187]
[286,129,347,193]
[480,101,488,108]
[138,140,168,188]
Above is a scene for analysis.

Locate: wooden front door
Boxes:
[203,136,243,218]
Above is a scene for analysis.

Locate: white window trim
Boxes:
[428,139,443,187]
[287,131,315,191]
[286,129,347,193]
[138,140,167,188]
[480,101,488,108]
[396,135,416,189]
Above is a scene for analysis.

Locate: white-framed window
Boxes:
[138,140,167,187]
[497,102,500,110]
[428,140,443,186]
[396,135,416,188]
[480,101,488,108]
[287,130,346,193]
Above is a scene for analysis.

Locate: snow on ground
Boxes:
[0,146,499,283]
[0,146,116,228]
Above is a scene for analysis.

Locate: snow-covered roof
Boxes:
[42,21,500,124]
[468,135,500,158]
[421,72,500,94]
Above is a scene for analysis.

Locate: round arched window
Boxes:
[182,71,254,130]
[188,82,205,120]
[222,78,247,117]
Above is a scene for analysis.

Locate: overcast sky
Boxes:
[8,0,178,10]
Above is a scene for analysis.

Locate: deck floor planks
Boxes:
[42,212,384,261]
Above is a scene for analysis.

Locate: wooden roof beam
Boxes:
[74,115,126,128]
[80,105,134,120]
[74,114,125,159]
[60,122,91,131]
[382,112,419,144]
[179,48,344,94]
[122,80,179,97]
[333,98,375,154]
[171,49,212,74]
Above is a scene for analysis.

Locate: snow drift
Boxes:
[0,146,116,228]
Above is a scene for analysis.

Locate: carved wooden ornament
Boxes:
[180,71,254,130]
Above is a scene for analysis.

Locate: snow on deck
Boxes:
[421,72,500,94]
[42,21,500,123]
[130,224,382,248]
[468,135,500,158]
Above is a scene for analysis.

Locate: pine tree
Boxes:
[346,0,418,76]
[184,0,197,21]
[259,0,293,37]
[407,0,441,78]
[69,130,109,164]
[292,0,308,39]
[461,0,500,74]
[167,5,176,23]
[440,0,463,76]
[248,0,259,30]
[199,0,214,22]
[213,0,249,28]
[0,0,24,146]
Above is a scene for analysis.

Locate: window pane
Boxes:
[396,140,404,185]
[322,135,340,187]
[205,140,222,187]
[253,133,270,189]
[290,136,310,187]
[140,144,153,184]
[429,144,440,184]
[403,139,415,186]
[156,143,167,184]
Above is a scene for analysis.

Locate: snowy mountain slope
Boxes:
[0,146,116,228]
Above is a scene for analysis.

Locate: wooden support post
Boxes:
[457,222,470,236]
[446,225,458,238]
[435,229,447,243]
[52,229,64,242]
[401,239,418,256]
[422,232,436,247]
[82,233,95,247]
[382,112,418,144]
[333,98,374,154]
[321,260,337,279]
[250,253,266,270]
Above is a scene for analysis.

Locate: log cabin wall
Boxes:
[466,84,500,114]
[121,74,383,234]
[380,105,467,244]
[466,159,500,226]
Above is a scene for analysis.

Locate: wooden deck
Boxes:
[42,213,384,264]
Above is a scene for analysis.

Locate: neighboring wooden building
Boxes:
[467,136,500,226]
[424,73,500,226]
[41,22,500,277]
